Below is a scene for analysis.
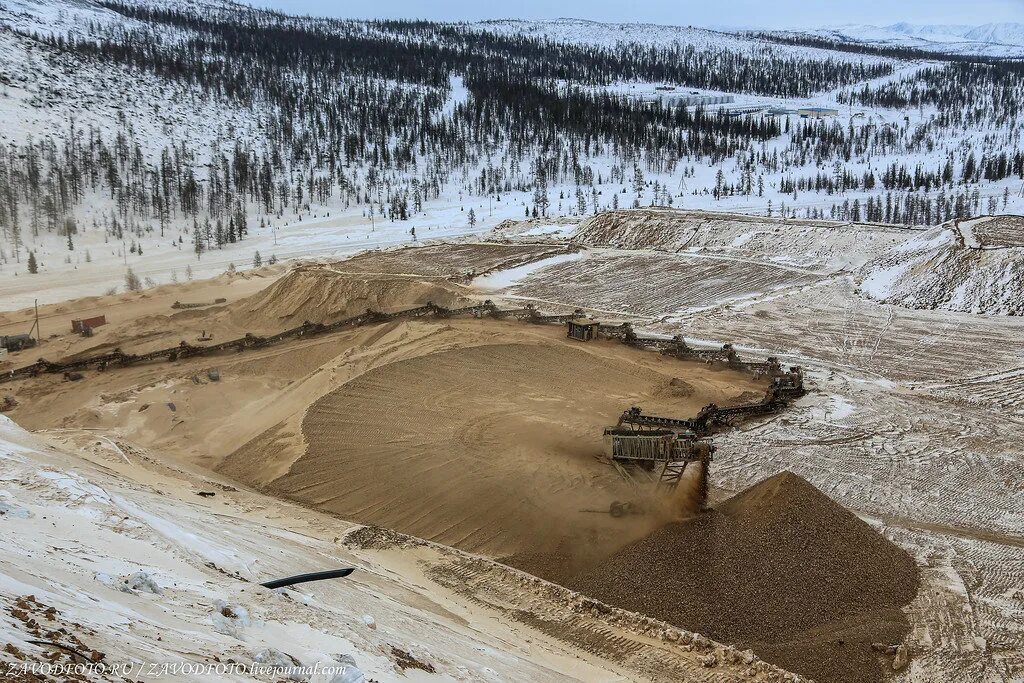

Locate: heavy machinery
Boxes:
[0,334,35,352]
[603,425,715,504]
[616,365,805,437]
[0,293,809,520]
[0,293,806,399]
[602,363,804,507]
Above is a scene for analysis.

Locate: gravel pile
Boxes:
[570,471,920,683]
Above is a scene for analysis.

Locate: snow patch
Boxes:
[521,223,575,237]
[472,252,586,291]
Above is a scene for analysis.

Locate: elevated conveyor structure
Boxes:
[2,293,805,512]
[606,366,804,506]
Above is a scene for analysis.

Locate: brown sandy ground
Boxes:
[1,241,934,682]
[4,425,796,683]
[1,258,764,567]
[0,265,285,347]
[221,327,764,560]
[333,241,577,277]
[491,220,1024,680]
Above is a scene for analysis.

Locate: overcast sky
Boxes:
[243,0,1022,29]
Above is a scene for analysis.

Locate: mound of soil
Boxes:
[570,472,920,683]
[233,267,466,328]
[660,377,695,397]
[573,208,906,269]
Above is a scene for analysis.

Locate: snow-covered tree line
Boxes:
[2,0,1023,270]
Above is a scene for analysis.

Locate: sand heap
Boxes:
[249,342,739,558]
[570,472,920,683]
[232,267,467,329]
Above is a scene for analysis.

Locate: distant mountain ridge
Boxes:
[830,22,1024,45]
[472,18,1024,58]
[784,21,1024,57]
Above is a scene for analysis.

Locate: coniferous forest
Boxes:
[1,1,1023,273]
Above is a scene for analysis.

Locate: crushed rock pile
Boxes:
[570,471,920,683]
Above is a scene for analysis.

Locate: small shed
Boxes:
[72,315,107,334]
[566,318,600,342]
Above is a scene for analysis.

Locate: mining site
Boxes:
[3,210,1021,682]
[3,3,1023,679]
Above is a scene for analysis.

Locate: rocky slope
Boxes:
[859,216,1024,315]
[573,208,914,270]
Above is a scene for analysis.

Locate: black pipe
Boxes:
[260,568,355,589]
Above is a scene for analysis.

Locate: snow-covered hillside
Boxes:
[773,22,1024,57]
[873,21,1024,47]
[472,17,887,62]
[473,18,752,50]
[482,18,1024,58]
[1,1,1022,309]
[858,216,1024,315]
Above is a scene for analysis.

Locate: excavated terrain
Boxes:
[0,252,766,576]
[10,230,1020,681]
[858,217,1024,315]
[223,336,764,560]
[231,266,467,328]
[971,214,1024,248]
[506,249,827,316]
[572,208,914,269]
[500,210,1024,681]
[334,241,578,278]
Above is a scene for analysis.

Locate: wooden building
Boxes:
[566,319,600,342]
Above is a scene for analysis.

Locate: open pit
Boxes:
[0,242,932,682]
[0,256,766,563]
[223,339,759,560]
